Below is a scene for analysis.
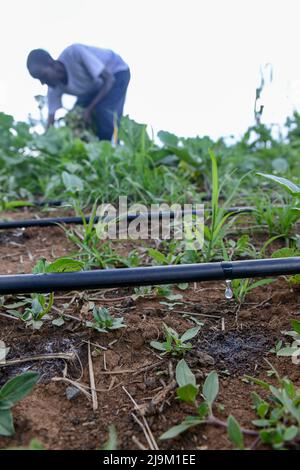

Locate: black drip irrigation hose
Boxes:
[26,194,214,207]
[0,257,299,295]
[0,207,254,230]
[32,200,65,207]
[0,210,206,230]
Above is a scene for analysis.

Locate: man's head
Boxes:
[27,49,63,87]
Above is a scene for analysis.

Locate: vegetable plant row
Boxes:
[1,106,300,451]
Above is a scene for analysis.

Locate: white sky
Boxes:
[1,0,300,139]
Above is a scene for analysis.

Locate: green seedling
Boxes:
[16,257,84,329]
[246,367,300,449]
[201,150,248,262]
[0,199,33,211]
[132,284,182,301]
[65,201,138,270]
[270,246,300,287]
[231,277,275,304]
[257,173,300,233]
[0,372,39,436]
[86,306,126,333]
[147,238,185,266]
[222,239,275,303]
[150,324,200,356]
[160,360,246,450]
[275,319,300,359]
[254,194,299,238]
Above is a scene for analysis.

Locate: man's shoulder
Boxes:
[59,43,85,59]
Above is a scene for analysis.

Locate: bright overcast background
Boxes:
[1,0,300,139]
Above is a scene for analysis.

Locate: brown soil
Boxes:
[0,210,299,450]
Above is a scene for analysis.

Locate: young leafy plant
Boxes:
[201,150,248,262]
[0,372,39,436]
[160,361,247,449]
[274,319,300,360]
[20,257,84,329]
[231,278,275,304]
[150,324,200,356]
[65,203,132,270]
[86,306,126,333]
[246,368,300,449]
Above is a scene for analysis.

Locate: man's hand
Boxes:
[83,70,115,120]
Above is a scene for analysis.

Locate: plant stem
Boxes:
[206,414,259,437]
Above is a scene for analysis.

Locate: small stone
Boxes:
[66,386,80,400]
[105,349,120,368]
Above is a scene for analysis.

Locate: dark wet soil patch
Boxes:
[196,329,274,375]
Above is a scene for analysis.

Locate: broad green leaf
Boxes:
[159,417,202,440]
[0,409,14,436]
[260,429,276,444]
[52,317,65,327]
[164,324,179,339]
[227,415,244,449]
[31,320,43,330]
[283,425,298,441]
[176,384,199,404]
[157,130,179,147]
[180,326,201,343]
[176,359,196,387]
[62,171,84,193]
[147,248,167,264]
[291,319,300,335]
[150,341,167,352]
[257,402,269,418]
[197,402,210,419]
[270,387,300,424]
[46,258,84,273]
[202,371,219,409]
[165,293,183,301]
[277,347,299,356]
[271,247,298,258]
[252,419,271,427]
[251,391,265,408]
[282,379,295,398]
[0,372,39,410]
[177,283,189,290]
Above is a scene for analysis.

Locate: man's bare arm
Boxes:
[83,70,115,122]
